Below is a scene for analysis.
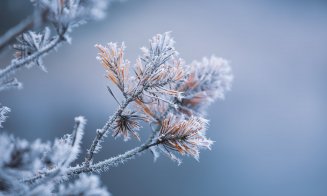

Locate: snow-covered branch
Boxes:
[0,1,233,195]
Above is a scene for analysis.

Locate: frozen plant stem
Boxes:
[72,141,158,175]
[84,49,174,165]
[84,87,146,166]
[0,19,233,193]
[23,132,159,184]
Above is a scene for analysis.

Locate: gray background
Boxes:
[1,0,327,195]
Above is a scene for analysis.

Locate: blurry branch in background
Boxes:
[0,0,108,92]
[0,0,233,195]
[0,14,41,52]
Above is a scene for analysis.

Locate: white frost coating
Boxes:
[63,116,86,166]
[0,27,233,195]
[45,116,86,168]
[58,174,110,196]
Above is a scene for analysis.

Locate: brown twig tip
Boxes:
[112,111,148,141]
[95,42,130,94]
[157,114,213,161]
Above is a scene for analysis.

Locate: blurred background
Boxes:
[1,0,327,195]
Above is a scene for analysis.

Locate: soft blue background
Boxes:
[1,0,327,195]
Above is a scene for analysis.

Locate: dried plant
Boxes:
[0,0,233,195]
[157,114,213,164]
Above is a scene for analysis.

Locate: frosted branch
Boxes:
[0,29,233,195]
[22,132,158,184]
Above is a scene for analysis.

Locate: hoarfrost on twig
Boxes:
[0,1,233,194]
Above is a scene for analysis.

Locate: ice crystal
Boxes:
[44,116,85,168]
[0,135,45,172]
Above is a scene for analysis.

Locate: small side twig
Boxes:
[84,87,146,166]
[22,130,159,185]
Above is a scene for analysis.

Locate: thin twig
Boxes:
[22,138,159,184]
[84,87,146,166]
[71,141,158,176]
[21,90,173,185]
[84,50,174,165]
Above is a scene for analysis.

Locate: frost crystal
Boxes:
[0,134,47,172]
[0,117,110,195]
[44,116,85,168]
